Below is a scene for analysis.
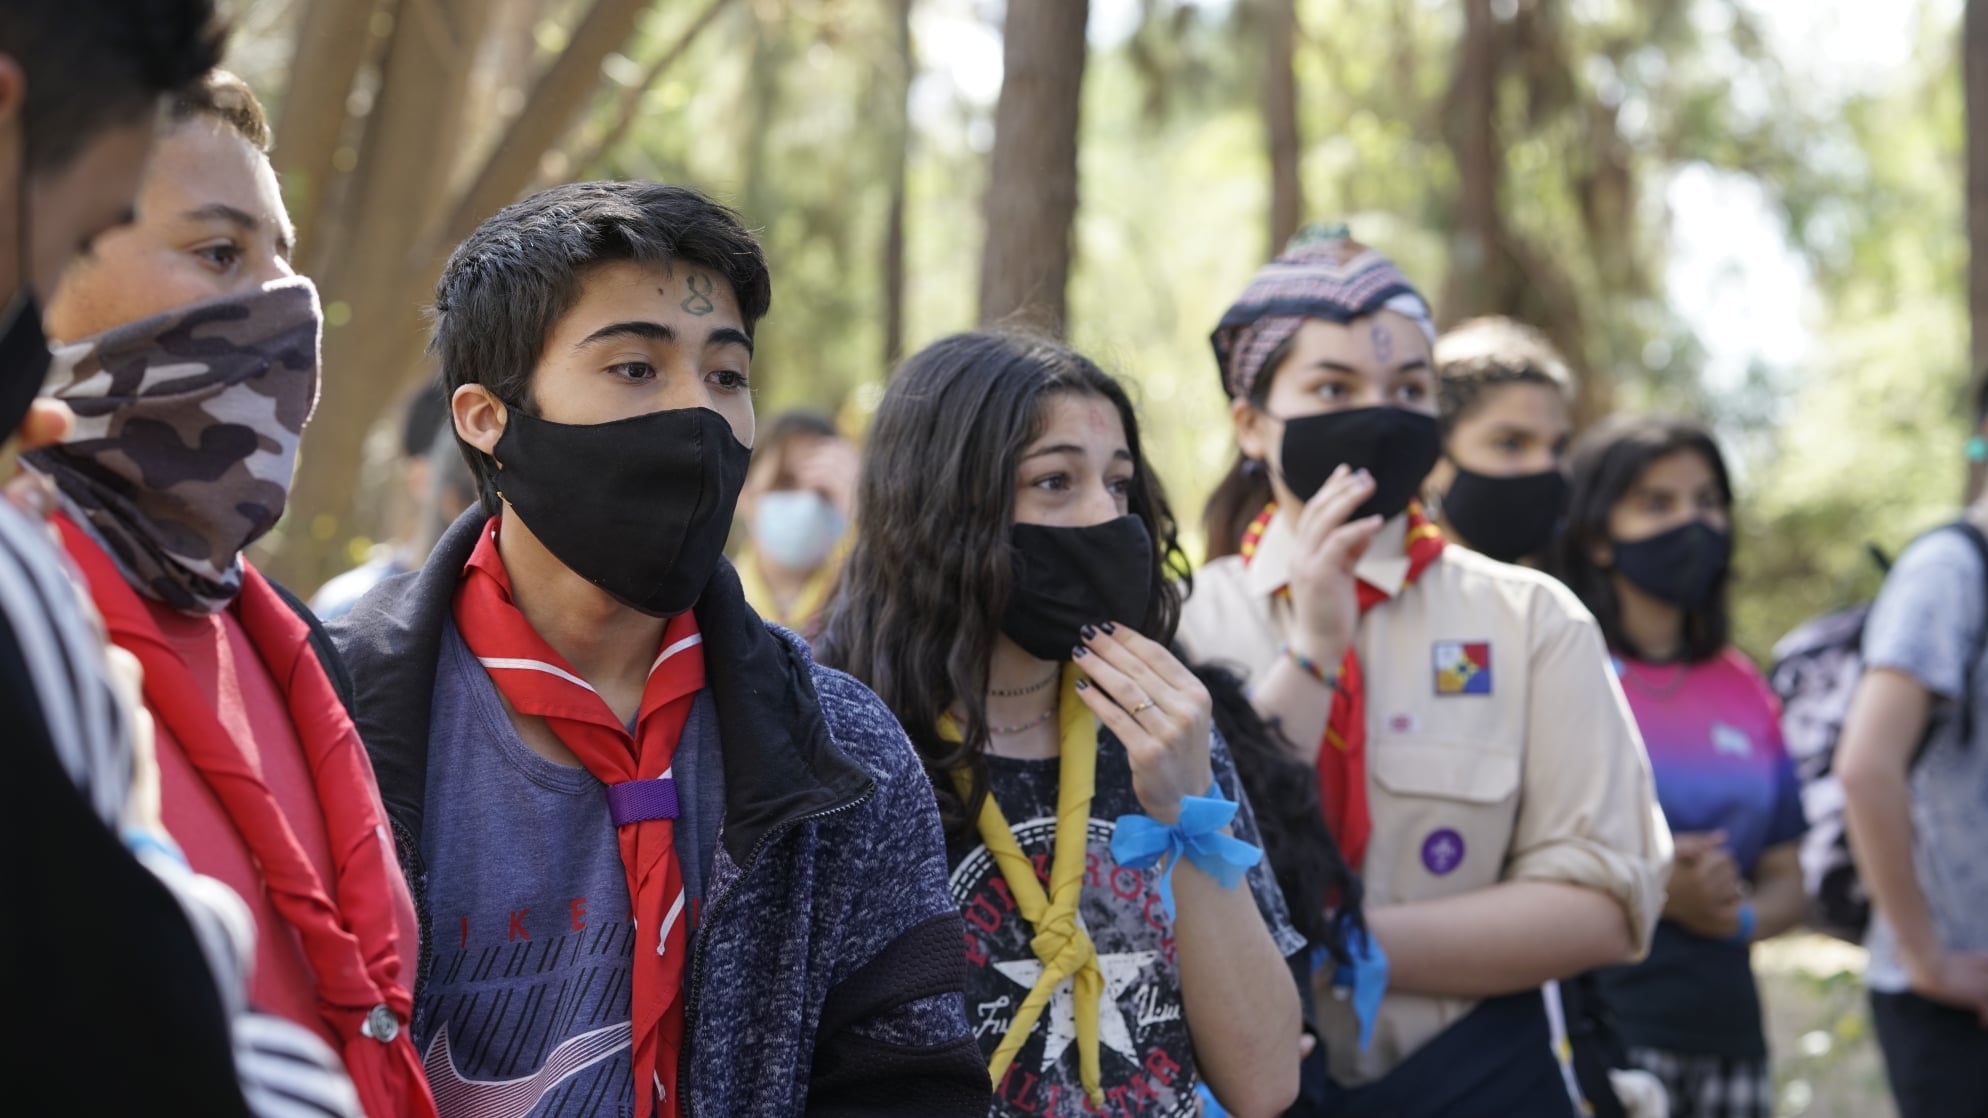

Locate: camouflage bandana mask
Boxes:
[27,277,323,614]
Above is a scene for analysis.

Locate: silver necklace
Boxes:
[990,669,1059,698]
[988,706,1057,735]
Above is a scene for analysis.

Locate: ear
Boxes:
[452,384,507,461]
[1232,395,1275,465]
[1589,537,1613,571]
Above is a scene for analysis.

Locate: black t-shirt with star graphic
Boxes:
[948,729,1306,1118]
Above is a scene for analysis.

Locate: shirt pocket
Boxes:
[1369,736,1521,901]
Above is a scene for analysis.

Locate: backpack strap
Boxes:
[266,578,358,723]
[1924,520,1988,759]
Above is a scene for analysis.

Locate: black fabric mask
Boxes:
[1277,406,1443,522]
[1001,515,1154,662]
[495,405,749,617]
[1612,520,1731,610]
[1442,466,1570,563]
[0,292,51,438]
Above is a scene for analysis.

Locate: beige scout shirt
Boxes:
[1177,512,1669,1085]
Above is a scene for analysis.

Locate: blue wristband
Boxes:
[1110,783,1264,922]
[1731,901,1756,944]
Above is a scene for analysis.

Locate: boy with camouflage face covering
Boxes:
[25,71,436,1118]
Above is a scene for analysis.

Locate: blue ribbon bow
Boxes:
[1110,786,1264,922]
[1322,925,1389,1050]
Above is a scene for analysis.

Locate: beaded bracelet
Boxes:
[1280,643,1338,690]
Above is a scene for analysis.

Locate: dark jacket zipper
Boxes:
[677,783,876,1118]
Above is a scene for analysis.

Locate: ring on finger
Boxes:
[1128,698,1158,715]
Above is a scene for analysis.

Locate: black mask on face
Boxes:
[1276,405,1444,522]
[1611,520,1731,610]
[1442,466,1570,563]
[0,292,51,437]
[495,405,750,617]
[1001,515,1154,662]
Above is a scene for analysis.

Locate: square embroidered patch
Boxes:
[1433,640,1492,695]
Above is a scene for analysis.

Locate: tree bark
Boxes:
[271,0,379,270]
[1440,0,1501,325]
[977,0,1090,338]
[1264,0,1303,256]
[1966,0,1988,498]
[882,0,916,368]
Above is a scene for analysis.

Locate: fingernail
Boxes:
[1075,679,1090,691]
[1072,645,1087,659]
[1079,623,1098,640]
[1100,621,1118,635]
[1355,468,1372,481]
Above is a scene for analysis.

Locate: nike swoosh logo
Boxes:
[424,1020,631,1118]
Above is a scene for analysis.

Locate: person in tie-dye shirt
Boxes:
[1555,416,1808,1118]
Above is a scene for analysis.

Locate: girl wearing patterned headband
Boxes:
[819,330,1310,1117]
[1178,226,1669,1117]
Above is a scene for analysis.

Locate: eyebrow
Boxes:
[1308,358,1432,375]
[183,202,296,259]
[572,320,756,356]
[1020,443,1134,463]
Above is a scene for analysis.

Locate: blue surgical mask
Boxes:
[752,489,846,570]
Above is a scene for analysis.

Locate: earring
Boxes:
[1969,435,1988,464]
[1243,458,1267,479]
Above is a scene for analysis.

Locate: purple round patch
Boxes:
[1421,828,1466,876]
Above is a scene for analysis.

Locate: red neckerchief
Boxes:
[1241,501,1445,869]
[451,518,703,1118]
[54,515,438,1118]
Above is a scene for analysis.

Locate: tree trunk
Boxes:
[882,0,915,368]
[977,0,1090,338]
[271,0,379,271]
[1966,0,1988,498]
[1440,0,1501,325]
[1264,0,1303,256]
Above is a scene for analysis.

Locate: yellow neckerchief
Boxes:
[736,543,840,629]
[939,666,1106,1106]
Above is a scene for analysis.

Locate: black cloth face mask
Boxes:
[1442,466,1570,564]
[1611,520,1731,610]
[1001,515,1154,662]
[495,405,750,617]
[1276,405,1443,522]
[0,292,52,438]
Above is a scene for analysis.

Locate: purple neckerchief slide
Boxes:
[606,777,680,827]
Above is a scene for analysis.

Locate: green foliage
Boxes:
[583,0,1967,659]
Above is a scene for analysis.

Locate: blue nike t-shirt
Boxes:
[415,619,718,1118]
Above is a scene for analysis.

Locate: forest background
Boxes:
[229,0,1980,672]
[222,0,1975,1111]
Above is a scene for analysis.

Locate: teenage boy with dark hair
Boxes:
[0,3,271,1112]
[331,180,988,1118]
[1838,380,1988,1118]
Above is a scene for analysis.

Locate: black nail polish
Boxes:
[1075,679,1090,690]
[1072,645,1087,659]
[1100,621,1118,635]
[1080,624,1098,640]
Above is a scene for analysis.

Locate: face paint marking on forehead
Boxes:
[1371,319,1394,365]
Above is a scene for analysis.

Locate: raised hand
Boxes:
[1287,465,1385,662]
[1073,623,1214,825]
